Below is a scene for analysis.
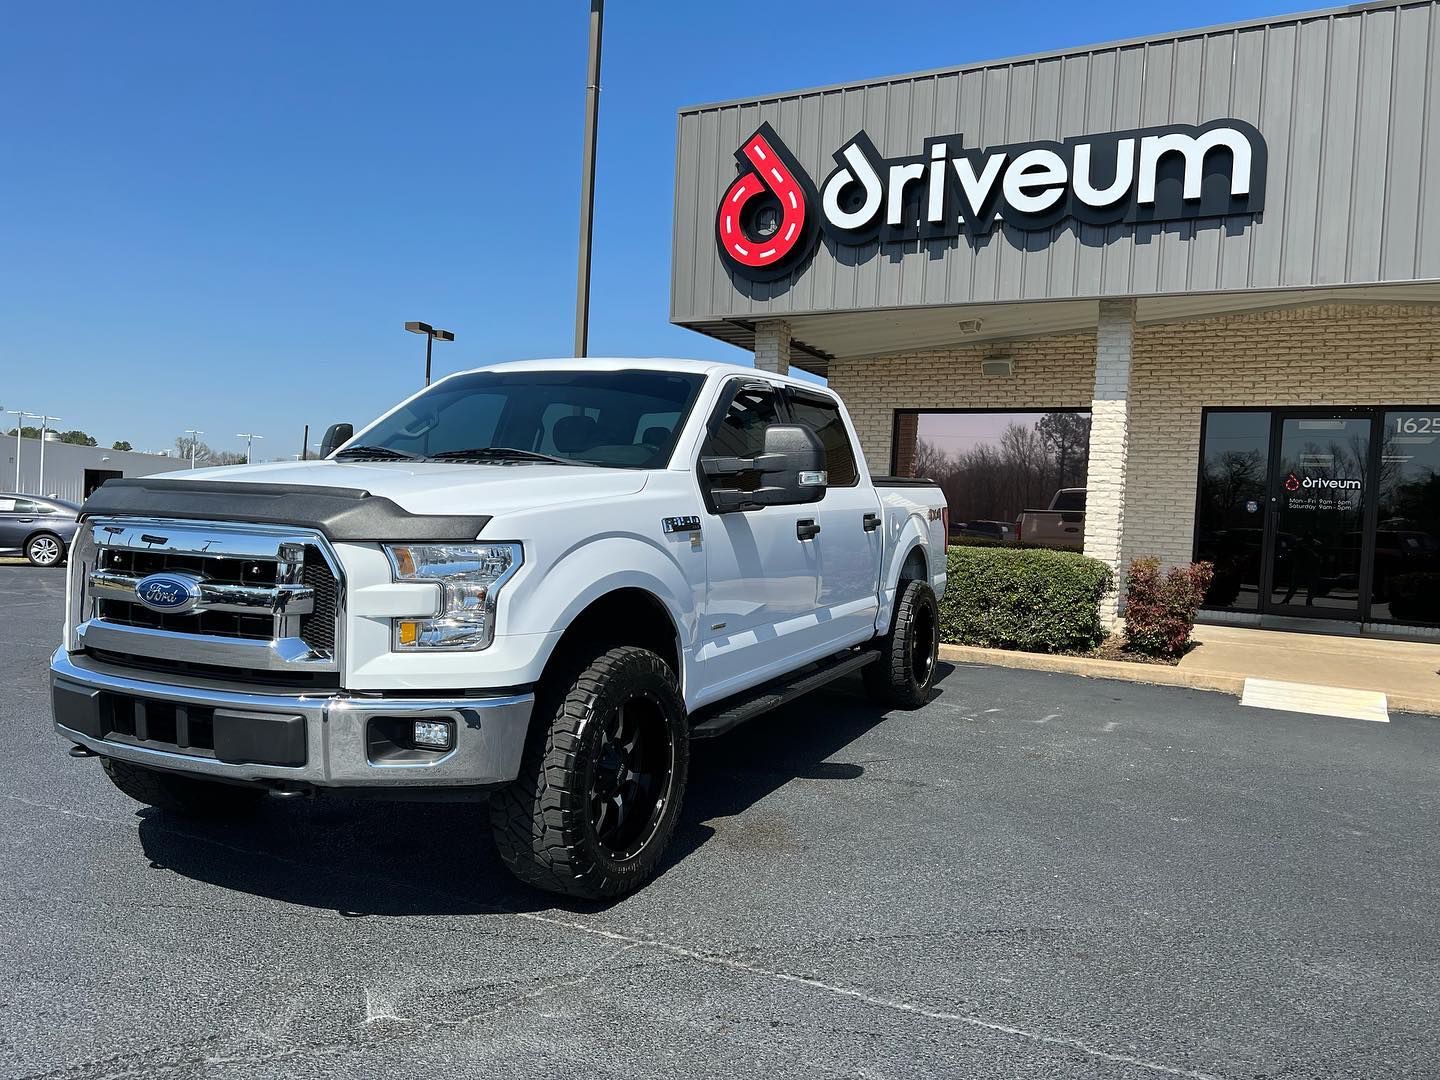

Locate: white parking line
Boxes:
[1240,678,1389,723]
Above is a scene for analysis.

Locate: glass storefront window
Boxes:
[1371,411,1440,624]
[1195,411,1270,610]
[894,410,1090,544]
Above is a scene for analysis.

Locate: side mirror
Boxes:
[704,423,827,512]
[318,423,353,458]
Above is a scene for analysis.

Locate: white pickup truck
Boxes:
[50,358,947,898]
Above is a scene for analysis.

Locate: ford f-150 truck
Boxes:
[50,358,946,898]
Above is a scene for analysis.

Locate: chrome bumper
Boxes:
[50,650,534,790]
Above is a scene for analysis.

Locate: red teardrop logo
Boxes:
[1284,473,1301,492]
[716,123,817,281]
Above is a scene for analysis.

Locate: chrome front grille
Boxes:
[69,518,343,681]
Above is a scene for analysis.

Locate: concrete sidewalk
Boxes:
[940,623,1440,715]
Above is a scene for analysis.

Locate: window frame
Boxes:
[784,386,861,489]
[694,376,788,513]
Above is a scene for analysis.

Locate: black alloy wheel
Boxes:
[586,689,675,861]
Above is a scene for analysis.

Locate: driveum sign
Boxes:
[717,120,1268,282]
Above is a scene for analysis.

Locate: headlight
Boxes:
[384,542,522,651]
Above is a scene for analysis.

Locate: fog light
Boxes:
[412,719,454,751]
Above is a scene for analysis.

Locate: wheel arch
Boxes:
[536,586,684,699]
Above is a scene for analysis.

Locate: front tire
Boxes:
[490,645,688,900]
[101,757,264,817]
[25,532,64,567]
[864,579,940,708]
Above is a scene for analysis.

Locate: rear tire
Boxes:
[100,757,264,817]
[25,533,64,567]
[864,579,940,709]
[490,645,688,900]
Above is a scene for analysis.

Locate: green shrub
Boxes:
[1122,557,1214,658]
[940,545,1113,653]
[947,535,1056,551]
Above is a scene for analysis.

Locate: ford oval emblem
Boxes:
[134,572,203,614]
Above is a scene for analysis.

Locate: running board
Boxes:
[689,648,879,740]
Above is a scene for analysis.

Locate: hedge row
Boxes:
[938,545,1113,654]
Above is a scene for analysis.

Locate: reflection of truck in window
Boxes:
[1016,488,1085,549]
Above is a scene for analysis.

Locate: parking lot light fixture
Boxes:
[8,409,25,491]
[405,321,455,387]
[236,432,263,464]
[184,429,204,469]
[29,414,60,496]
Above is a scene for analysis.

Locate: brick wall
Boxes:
[828,300,1440,572]
[827,330,1098,471]
[1128,302,1440,568]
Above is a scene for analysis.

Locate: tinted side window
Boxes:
[788,392,859,486]
[702,383,782,493]
[704,384,781,459]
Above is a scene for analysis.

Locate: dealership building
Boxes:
[670,0,1440,637]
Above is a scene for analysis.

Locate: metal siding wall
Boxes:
[671,3,1440,323]
[4,439,189,505]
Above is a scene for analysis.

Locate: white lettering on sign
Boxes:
[715,118,1267,282]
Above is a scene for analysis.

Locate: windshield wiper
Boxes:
[429,447,581,466]
[333,444,423,461]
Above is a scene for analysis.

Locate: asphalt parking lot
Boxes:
[4,564,1440,1079]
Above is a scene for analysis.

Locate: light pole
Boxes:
[28,413,60,496]
[8,409,25,492]
[184,429,204,469]
[574,0,604,357]
[236,432,263,464]
[404,322,455,386]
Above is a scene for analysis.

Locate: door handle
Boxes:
[797,519,821,541]
[17,518,33,523]
[862,512,881,532]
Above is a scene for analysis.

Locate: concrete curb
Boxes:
[938,644,1244,696]
[938,644,1440,716]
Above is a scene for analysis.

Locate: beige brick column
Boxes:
[753,320,791,374]
[1084,298,1136,628]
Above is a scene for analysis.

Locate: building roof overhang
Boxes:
[679,282,1440,377]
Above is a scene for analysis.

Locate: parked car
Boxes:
[50,358,948,899]
[0,493,80,566]
[1016,487,1085,549]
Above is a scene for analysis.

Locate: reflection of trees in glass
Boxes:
[1038,412,1090,489]
[1201,449,1264,520]
[910,412,1090,524]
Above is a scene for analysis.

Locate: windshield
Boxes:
[346,369,706,469]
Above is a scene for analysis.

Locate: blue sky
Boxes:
[1,0,1314,457]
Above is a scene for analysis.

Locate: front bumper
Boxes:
[49,650,534,791]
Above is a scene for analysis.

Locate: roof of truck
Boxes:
[442,357,824,391]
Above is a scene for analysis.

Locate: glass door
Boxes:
[1264,414,1372,617]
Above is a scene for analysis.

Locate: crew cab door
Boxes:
[692,378,824,703]
[784,387,883,646]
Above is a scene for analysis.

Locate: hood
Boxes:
[178,459,649,516]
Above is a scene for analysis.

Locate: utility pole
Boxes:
[236,432,263,464]
[184,429,204,469]
[573,0,603,357]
